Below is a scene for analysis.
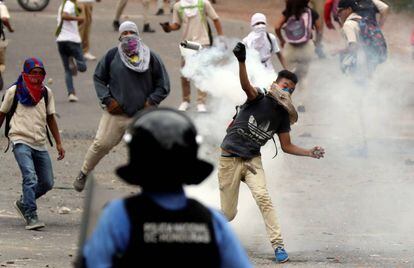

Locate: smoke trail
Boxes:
[182,32,414,257]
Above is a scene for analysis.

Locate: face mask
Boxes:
[253,24,266,33]
[120,35,139,56]
[23,73,45,85]
[282,87,294,94]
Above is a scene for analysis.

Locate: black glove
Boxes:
[233,42,246,62]
[160,22,171,33]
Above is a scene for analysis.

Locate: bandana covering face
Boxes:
[268,82,298,125]
[15,58,46,106]
[118,35,151,73]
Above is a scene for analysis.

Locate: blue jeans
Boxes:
[57,41,87,95]
[13,144,54,218]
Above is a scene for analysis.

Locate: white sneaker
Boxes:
[83,52,97,61]
[178,101,190,111]
[197,103,207,113]
[68,93,79,102]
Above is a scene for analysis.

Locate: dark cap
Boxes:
[338,0,357,10]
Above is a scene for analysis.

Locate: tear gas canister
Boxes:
[180,40,202,51]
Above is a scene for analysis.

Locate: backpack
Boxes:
[177,0,213,46]
[283,8,313,44]
[355,0,379,24]
[1,88,53,152]
[354,17,387,64]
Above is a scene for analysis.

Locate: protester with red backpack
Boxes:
[275,0,323,112]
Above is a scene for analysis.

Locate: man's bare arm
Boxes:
[213,19,223,36]
[278,132,325,158]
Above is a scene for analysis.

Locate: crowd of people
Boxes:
[0,0,403,266]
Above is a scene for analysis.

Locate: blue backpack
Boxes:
[354,17,387,64]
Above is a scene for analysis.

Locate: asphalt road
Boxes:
[0,1,413,267]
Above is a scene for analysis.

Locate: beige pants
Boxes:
[283,41,315,105]
[218,156,284,249]
[79,2,93,53]
[81,112,132,175]
[114,0,150,24]
[181,57,207,104]
[283,41,315,81]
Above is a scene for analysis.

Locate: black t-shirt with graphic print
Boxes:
[221,92,291,159]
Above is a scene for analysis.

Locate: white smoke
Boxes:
[182,31,414,257]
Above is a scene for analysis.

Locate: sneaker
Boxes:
[143,23,156,33]
[73,171,88,192]
[297,104,306,113]
[197,103,207,113]
[25,215,45,230]
[155,8,164,15]
[275,247,289,263]
[68,93,79,102]
[68,57,77,76]
[178,101,190,111]
[83,52,97,61]
[113,20,120,31]
[13,200,27,224]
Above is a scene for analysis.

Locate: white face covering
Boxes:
[253,24,267,34]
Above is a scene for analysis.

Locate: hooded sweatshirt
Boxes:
[94,48,170,117]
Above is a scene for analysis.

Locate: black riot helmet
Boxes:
[116,108,213,191]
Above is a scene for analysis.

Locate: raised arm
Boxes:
[233,42,257,101]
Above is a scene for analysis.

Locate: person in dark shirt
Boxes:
[73,21,170,192]
[219,42,325,263]
[79,108,252,268]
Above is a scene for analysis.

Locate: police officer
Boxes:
[80,108,252,267]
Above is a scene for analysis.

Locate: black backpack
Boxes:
[1,89,53,152]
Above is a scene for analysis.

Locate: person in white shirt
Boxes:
[160,0,224,113]
[56,0,87,102]
[78,0,101,61]
[243,13,287,73]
